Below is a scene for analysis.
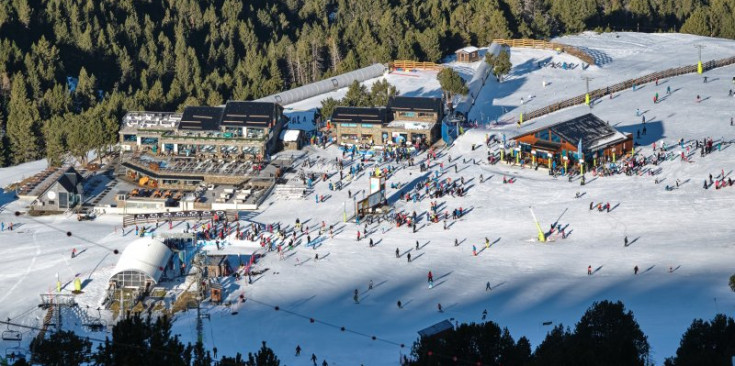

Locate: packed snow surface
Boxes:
[1,33,735,365]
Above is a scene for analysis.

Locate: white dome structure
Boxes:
[109,238,173,289]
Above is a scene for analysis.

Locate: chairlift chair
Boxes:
[2,320,22,342]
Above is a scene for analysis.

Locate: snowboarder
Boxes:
[71,248,76,259]
[454,238,458,247]
[315,253,319,261]
[587,265,592,275]
[438,303,443,312]
[472,245,477,256]
[590,201,594,210]
[295,346,301,356]
[407,253,411,262]
[624,236,629,246]
[416,240,419,250]
[311,353,318,365]
[369,238,373,247]
[482,309,487,320]
[369,280,373,290]
[486,281,492,291]
[395,248,400,258]
[485,237,490,248]
[634,265,639,275]
[397,300,403,309]
[354,289,359,303]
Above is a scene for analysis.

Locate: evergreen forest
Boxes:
[1,0,734,167]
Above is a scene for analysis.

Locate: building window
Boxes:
[246,128,265,139]
[341,123,357,127]
[537,130,549,140]
[361,124,374,128]
[58,192,68,208]
[551,132,561,143]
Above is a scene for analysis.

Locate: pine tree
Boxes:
[29,330,92,366]
[680,7,711,36]
[437,67,468,101]
[6,74,41,164]
[319,97,339,120]
[13,0,32,28]
[369,79,398,106]
[572,300,650,366]
[0,111,6,167]
[246,341,280,366]
[343,80,370,107]
[42,115,67,167]
[493,50,512,82]
[666,314,735,366]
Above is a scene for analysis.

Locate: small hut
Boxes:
[204,255,230,278]
[455,46,480,63]
[282,129,304,150]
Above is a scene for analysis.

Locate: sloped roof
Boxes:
[517,113,620,150]
[331,107,388,125]
[221,101,277,128]
[456,46,479,54]
[282,129,302,142]
[56,167,83,194]
[180,106,223,131]
[111,238,172,284]
[550,113,615,146]
[389,96,443,115]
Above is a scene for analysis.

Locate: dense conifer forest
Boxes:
[0,0,733,166]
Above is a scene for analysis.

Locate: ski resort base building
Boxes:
[119,101,286,160]
[331,96,444,148]
[511,113,633,168]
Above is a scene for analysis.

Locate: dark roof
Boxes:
[221,101,278,128]
[519,113,617,150]
[331,106,388,125]
[179,106,223,131]
[56,168,83,194]
[417,320,454,338]
[550,114,615,146]
[389,96,443,115]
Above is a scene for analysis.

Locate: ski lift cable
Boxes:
[240,296,491,365]
[17,213,116,253]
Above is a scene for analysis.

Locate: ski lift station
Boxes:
[109,238,173,291]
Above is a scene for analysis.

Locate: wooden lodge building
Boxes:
[332,96,444,147]
[511,113,633,167]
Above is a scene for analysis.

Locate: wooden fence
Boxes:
[389,60,444,71]
[492,38,596,65]
[519,55,735,123]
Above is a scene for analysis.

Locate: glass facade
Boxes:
[110,270,152,288]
